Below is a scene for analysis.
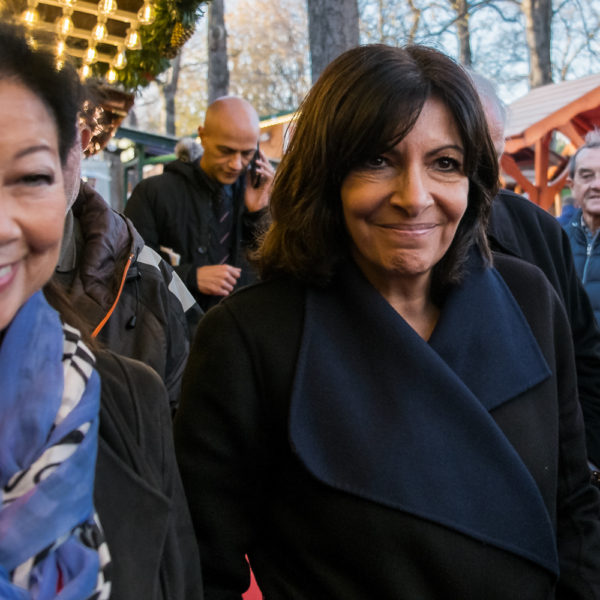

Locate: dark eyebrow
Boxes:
[386,143,464,160]
[15,144,54,159]
[425,144,464,157]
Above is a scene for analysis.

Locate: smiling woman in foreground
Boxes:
[0,24,202,599]
[175,44,600,599]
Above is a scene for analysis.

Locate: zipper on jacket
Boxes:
[92,252,135,338]
[582,232,600,284]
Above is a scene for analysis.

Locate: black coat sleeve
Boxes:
[241,206,269,247]
[135,245,204,410]
[488,191,600,466]
[495,254,600,597]
[547,276,600,598]
[95,350,204,600]
[173,303,264,600]
[125,179,198,293]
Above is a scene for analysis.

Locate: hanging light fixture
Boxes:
[106,67,118,83]
[80,63,92,79]
[55,7,74,37]
[56,37,66,57]
[125,24,141,50]
[17,0,166,76]
[84,42,98,64]
[92,15,108,41]
[113,46,127,69]
[20,0,39,28]
[137,0,155,26]
[97,0,117,16]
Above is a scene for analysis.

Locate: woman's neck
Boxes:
[386,291,440,341]
[359,267,439,340]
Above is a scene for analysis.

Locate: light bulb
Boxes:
[114,47,127,69]
[56,9,74,37]
[56,38,66,56]
[92,19,107,41]
[84,44,98,64]
[137,1,155,25]
[21,7,39,27]
[80,63,92,79]
[125,26,141,50]
[107,68,118,83]
[98,0,117,15]
[56,58,65,71]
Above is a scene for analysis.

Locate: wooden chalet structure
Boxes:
[502,73,600,211]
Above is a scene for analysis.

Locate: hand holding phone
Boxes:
[249,145,262,188]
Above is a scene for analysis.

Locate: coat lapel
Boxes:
[429,255,551,411]
[289,258,558,575]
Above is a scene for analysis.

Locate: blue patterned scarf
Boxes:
[0,291,111,599]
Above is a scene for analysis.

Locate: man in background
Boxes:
[56,83,201,412]
[472,72,600,468]
[557,195,577,227]
[563,129,600,326]
[125,96,274,311]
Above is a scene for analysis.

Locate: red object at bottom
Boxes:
[56,566,64,592]
[243,565,262,600]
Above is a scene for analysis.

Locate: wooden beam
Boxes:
[540,187,559,211]
[549,169,569,194]
[534,133,550,189]
[500,154,538,202]
[557,120,586,147]
[518,89,600,150]
[505,135,527,154]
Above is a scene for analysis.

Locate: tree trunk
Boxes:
[207,0,229,103]
[163,53,182,136]
[450,0,472,66]
[307,0,359,83]
[522,0,553,87]
[406,0,422,44]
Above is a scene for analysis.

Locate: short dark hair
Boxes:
[0,23,82,165]
[257,44,498,299]
[569,128,600,179]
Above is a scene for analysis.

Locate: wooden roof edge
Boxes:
[509,73,600,110]
[505,86,600,153]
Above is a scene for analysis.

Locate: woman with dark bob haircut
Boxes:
[260,44,497,296]
[0,24,202,599]
[175,44,600,599]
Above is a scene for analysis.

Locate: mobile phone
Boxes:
[249,145,261,188]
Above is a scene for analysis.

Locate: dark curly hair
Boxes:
[0,23,82,165]
[257,44,499,300]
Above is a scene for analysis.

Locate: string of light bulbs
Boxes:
[19,0,156,81]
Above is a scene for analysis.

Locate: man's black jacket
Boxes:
[488,189,600,465]
[125,159,266,311]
